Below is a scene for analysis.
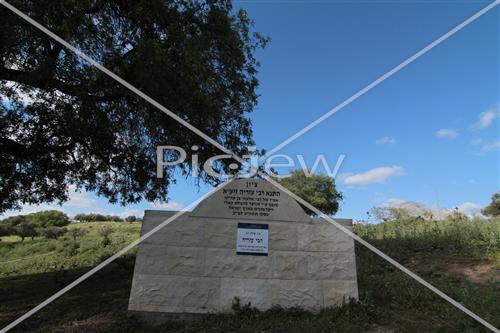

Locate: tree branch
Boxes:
[0,67,127,102]
[0,67,82,96]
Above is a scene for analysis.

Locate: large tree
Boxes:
[14,221,38,241]
[25,210,70,227]
[0,0,267,213]
[277,170,343,216]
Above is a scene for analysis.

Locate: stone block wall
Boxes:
[129,212,358,314]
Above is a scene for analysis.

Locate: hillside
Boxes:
[0,218,499,333]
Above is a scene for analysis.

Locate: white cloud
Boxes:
[342,166,404,186]
[65,186,96,208]
[375,136,396,145]
[469,138,483,145]
[471,106,499,129]
[435,128,458,139]
[380,198,406,207]
[481,140,500,152]
[148,201,184,210]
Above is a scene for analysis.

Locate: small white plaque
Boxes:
[236,223,268,256]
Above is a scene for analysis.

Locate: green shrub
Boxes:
[14,222,38,241]
[101,236,112,247]
[47,242,57,252]
[74,213,123,222]
[58,241,80,257]
[354,217,500,259]
[42,227,68,240]
[98,226,114,247]
[70,228,86,240]
[125,216,137,222]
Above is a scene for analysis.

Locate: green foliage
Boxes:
[125,216,137,223]
[354,217,500,259]
[482,192,500,217]
[46,242,57,252]
[1,215,26,227]
[1,211,70,243]
[58,241,80,257]
[13,222,38,242]
[98,226,115,247]
[98,226,114,238]
[0,224,13,239]
[101,237,112,248]
[41,227,68,240]
[69,228,86,241]
[74,213,123,222]
[0,0,268,213]
[277,170,343,216]
[25,210,70,228]
[0,222,141,276]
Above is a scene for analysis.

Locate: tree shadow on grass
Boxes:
[0,256,135,333]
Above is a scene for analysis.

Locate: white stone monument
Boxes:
[128,178,358,320]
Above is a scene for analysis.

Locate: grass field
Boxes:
[0,222,141,277]
[0,218,499,333]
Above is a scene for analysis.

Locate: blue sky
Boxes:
[3,0,499,221]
